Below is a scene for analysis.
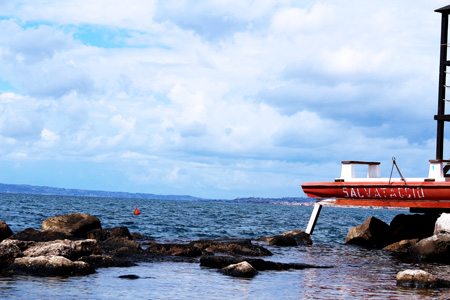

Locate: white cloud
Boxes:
[0,0,448,198]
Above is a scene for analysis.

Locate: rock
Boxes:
[8,228,73,243]
[390,214,438,243]
[6,255,95,276]
[409,233,450,263]
[119,274,140,279]
[0,240,22,269]
[434,213,450,235]
[41,213,101,238]
[200,256,331,271]
[78,255,134,268]
[23,239,101,260]
[87,227,132,241]
[191,239,273,256]
[383,239,418,253]
[345,216,390,248]
[0,221,13,242]
[396,269,450,288]
[220,261,258,278]
[99,237,142,255]
[146,243,203,257]
[260,230,312,246]
[131,232,143,239]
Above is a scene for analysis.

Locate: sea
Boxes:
[0,193,450,300]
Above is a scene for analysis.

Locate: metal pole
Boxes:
[436,13,448,160]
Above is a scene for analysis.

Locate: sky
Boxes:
[0,0,449,199]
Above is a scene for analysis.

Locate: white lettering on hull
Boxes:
[341,187,425,199]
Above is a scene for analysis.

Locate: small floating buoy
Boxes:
[134,206,140,215]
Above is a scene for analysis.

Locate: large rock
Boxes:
[383,239,418,253]
[409,233,450,263]
[23,239,101,260]
[99,237,142,255]
[0,221,13,242]
[41,213,101,238]
[87,227,132,241]
[8,228,74,243]
[434,213,450,235]
[78,254,134,268]
[0,240,22,269]
[220,261,258,278]
[390,214,438,243]
[345,216,390,248]
[5,255,95,276]
[146,239,272,258]
[396,269,450,288]
[259,230,312,246]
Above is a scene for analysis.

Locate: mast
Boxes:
[435,5,450,160]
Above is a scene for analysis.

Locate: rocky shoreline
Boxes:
[0,213,327,278]
[2,211,450,288]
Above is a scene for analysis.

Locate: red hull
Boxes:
[301,181,450,208]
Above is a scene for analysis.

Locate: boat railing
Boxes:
[336,160,450,182]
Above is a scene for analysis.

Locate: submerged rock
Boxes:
[220,261,258,278]
[396,269,450,288]
[345,216,390,249]
[259,230,312,246]
[41,213,101,238]
[6,255,95,276]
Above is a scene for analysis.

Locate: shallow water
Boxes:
[0,193,449,299]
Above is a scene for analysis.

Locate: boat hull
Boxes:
[301,181,450,208]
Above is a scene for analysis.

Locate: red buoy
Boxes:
[134,206,140,215]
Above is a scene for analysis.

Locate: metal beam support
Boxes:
[436,13,449,160]
[305,203,322,235]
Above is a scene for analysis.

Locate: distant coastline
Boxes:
[0,183,309,204]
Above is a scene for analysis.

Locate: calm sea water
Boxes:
[0,193,449,299]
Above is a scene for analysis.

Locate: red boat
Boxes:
[302,5,450,211]
[302,160,450,209]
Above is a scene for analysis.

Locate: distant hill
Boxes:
[0,183,203,201]
[0,183,309,204]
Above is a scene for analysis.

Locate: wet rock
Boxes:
[434,213,450,235]
[409,233,450,263]
[0,221,13,242]
[131,232,143,240]
[345,216,390,248]
[200,256,331,271]
[191,239,273,256]
[0,240,22,269]
[383,239,419,253]
[220,261,258,278]
[78,255,134,268]
[259,230,312,246]
[99,237,142,255]
[119,274,140,279]
[146,243,203,257]
[390,214,438,243]
[146,239,272,258]
[87,227,132,241]
[23,239,101,260]
[41,213,101,238]
[8,228,74,243]
[6,255,95,276]
[396,269,450,288]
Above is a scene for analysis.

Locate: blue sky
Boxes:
[0,0,448,199]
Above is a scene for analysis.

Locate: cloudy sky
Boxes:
[0,0,448,199]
